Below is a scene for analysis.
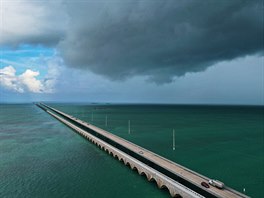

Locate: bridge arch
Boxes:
[139,171,151,181]
[114,154,119,159]
[125,161,131,167]
[132,166,138,172]
[119,158,125,164]
[149,177,159,187]
[160,185,171,195]
[174,194,183,198]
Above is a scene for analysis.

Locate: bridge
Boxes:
[37,103,249,198]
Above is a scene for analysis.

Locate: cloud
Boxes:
[1,0,263,84]
[0,65,58,93]
[0,0,67,46]
[0,66,24,92]
[42,57,62,93]
[19,69,45,93]
[59,0,263,83]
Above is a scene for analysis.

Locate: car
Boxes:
[208,179,225,189]
[201,181,210,188]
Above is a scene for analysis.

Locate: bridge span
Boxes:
[37,103,249,198]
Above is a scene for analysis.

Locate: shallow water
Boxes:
[0,104,263,198]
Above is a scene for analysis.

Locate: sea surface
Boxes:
[0,104,263,198]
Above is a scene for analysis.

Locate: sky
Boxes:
[0,0,263,105]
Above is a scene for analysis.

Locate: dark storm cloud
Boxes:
[58,0,263,83]
[2,0,262,83]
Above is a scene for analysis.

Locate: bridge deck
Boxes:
[39,103,249,198]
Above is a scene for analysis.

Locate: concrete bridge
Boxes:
[37,103,249,198]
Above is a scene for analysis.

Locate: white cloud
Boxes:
[0,65,58,93]
[19,69,43,93]
[0,66,24,92]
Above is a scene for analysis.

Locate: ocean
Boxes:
[0,104,263,198]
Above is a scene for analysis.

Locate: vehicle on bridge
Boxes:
[209,179,225,189]
[201,182,210,188]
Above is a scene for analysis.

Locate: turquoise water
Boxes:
[0,104,263,198]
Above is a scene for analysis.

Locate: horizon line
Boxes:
[0,101,263,107]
